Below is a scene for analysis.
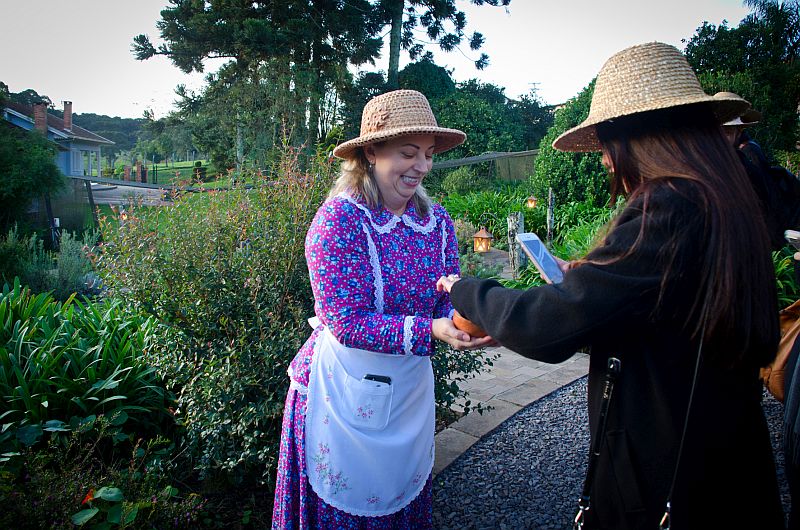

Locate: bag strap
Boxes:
[574,357,622,530]
[659,322,706,530]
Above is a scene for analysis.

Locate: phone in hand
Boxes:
[515,232,564,284]
[786,229,800,250]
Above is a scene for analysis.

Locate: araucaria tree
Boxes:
[133,0,383,150]
[374,0,511,89]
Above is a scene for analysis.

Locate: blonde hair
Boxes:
[327,145,432,217]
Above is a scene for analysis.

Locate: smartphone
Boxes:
[363,374,392,385]
[515,232,564,284]
[787,229,800,250]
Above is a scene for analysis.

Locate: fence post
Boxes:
[507,211,527,279]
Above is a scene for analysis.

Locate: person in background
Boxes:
[271,89,492,530]
[438,43,784,529]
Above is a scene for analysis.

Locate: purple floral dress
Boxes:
[271,193,459,529]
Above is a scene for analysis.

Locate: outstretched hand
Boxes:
[436,274,460,294]
[432,318,497,350]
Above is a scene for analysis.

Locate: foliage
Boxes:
[683,0,800,154]
[532,81,608,207]
[441,186,532,249]
[0,429,203,530]
[441,166,492,196]
[96,148,333,487]
[433,80,526,161]
[452,218,478,254]
[774,246,800,308]
[0,122,65,232]
[399,54,457,101]
[0,228,99,302]
[0,280,173,461]
[431,341,499,420]
[374,0,511,87]
[459,250,503,279]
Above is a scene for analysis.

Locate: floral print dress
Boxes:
[271,193,459,529]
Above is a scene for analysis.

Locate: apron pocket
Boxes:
[342,375,393,431]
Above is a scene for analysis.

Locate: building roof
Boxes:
[4,101,114,145]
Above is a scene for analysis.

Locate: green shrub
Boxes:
[0,280,173,456]
[532,80,608,207]
[0,228,97,301]
[432,341,499,422]
[0,427,203,529]
[97,149,333,487]
[442,188,532,249]
[441,166,492,196]
[775,246,800,308]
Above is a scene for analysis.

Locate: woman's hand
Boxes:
[554,256,578,273]
[432,318,497,351]
[436,274,460,294]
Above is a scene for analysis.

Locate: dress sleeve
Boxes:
[433,206,459,319]
[448,189,694,362]
[306,199,434,356]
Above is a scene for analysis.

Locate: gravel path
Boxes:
[433,376,791,530]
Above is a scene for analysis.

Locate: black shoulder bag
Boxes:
[573,356,622,530]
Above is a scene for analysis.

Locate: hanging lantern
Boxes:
[526,195,538,208]
[473,226,494,253]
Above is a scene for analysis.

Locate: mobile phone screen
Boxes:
[515,233,564,284]
[786,230,800,251]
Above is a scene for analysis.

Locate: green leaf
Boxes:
[95,486,124,502]
[71,507,99,526]
[123,505,139,524]
[106,503,122,524]
[16,424,42,447]
[108,410,128,426]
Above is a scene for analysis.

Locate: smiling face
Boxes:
[363,135,436,215]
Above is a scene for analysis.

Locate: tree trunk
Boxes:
[307,39,323,148]
[387,0,404,89]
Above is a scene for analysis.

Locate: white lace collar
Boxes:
[336,193,437,234]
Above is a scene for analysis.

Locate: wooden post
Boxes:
[507,211,527,279]
[547,188,554,244]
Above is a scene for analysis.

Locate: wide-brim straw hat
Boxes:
[553,42,751,152]
[714,93,762,126]
[333,89,466,159]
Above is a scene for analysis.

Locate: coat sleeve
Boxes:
[306,198,435,356]
[449,192,685,363]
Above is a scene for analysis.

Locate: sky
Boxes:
[0,0,751,119]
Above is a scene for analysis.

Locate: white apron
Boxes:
[304,325,435,516]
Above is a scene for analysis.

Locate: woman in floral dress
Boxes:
[272,90,493,529]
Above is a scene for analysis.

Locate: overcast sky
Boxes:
[0,0,750,119]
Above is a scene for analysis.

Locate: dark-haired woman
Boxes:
[438,42,784,529]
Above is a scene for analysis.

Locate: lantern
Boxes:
[473,226,494,253]
[526,195,538,208]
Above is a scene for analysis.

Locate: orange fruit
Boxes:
[452,310,487,338]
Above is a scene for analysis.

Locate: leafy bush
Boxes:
[442,188,533,249]
[0,427,203,529]
[459,250,504,279]
[775,246,800,308]
[532,80,609,207]
[0,280,173,469]
[97,148,332,487]
[431,342,499,422]
[441,166,492,196]
[0,228,98,301]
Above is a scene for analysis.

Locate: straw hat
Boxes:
[714,93,762,126]
[333,89,466,159]
[553,42,751,152]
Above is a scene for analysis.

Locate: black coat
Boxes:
[450,181,784,529]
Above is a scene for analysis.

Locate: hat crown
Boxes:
[359,90,439,136]
[588,42,705,124]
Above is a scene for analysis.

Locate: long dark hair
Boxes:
[595,104,777,368]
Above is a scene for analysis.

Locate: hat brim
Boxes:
[553,95,750,152]
[332,126,466,159]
